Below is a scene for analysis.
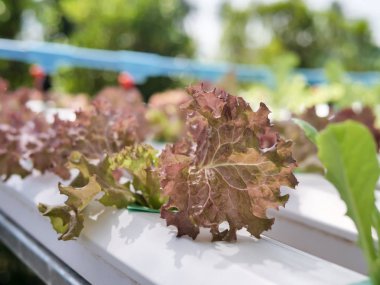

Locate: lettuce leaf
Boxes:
[159,86,298,241]
[38,176,100,240]
[317,121,380,284]
[0,87,149,181]
[147,89,190,142]
[275,120,322,174]
[330,106,380,151]
[109,144,166,209]
[39,144,165,240]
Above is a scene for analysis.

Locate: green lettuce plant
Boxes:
[300,120,380,284]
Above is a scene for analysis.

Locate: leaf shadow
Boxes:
[83,205,162,247]
[161,229,357,285]
[118,212,161,245]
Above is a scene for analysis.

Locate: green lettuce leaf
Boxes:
[67,151,135,209]
[38,176,100,240]
[109,144,166,210]
[292,118,318,144]
[276,120,323,174]
[39,144,165,240]
[317,121,380,284]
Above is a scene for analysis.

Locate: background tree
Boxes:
[221,0,380,71]
[220,4,252,64]
[0,0,33,89]
[0,0,195,97]
[33,0,195,97]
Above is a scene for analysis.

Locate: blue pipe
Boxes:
[0,38,379,85]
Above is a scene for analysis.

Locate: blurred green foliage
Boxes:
[37,0,194,55]
[0,0,194,96]
[239,59,380,123]
[221,0,380,71]
[0,0,32,89]
[0,0,27,39]
[37,0,195,95]
[220,0,380,122]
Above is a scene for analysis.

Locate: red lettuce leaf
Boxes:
[0,86,149,181]
[159,86,298,242]
[147,89,190,142]
[273,121,323,174]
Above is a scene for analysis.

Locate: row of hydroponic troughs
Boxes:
[0,75,379,284]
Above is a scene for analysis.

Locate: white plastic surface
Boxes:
[266,173,379,274]
[0,173,368,285]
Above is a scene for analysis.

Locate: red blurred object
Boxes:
[29,65,45,79]
[118,72,135,90]
[29,65,48,92]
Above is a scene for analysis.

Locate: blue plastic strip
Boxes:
[0,38,379,85]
